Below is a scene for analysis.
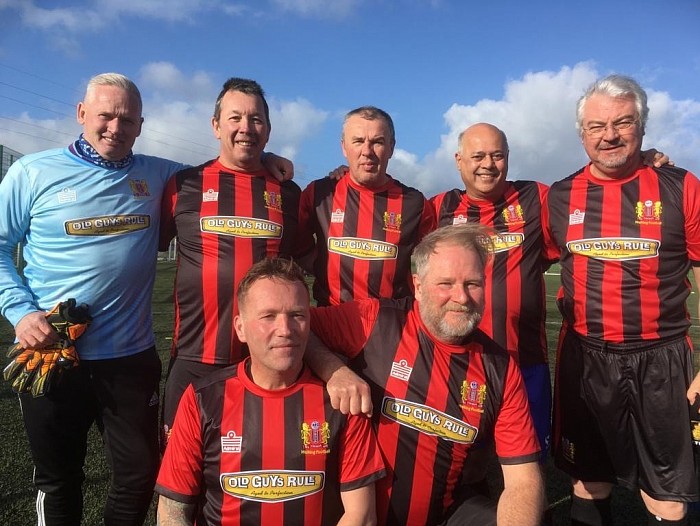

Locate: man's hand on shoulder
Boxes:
[327,366,373,417]
[262,152,294,182]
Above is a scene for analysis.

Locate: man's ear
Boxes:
[234,315,247,343]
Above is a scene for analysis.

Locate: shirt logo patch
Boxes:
[691,419,700,446]
[202,189,219,202]
[57,188,77,204]
[635,200,662,225]
[264,190,283,212]
[200,216,283,238]
[566,237,660,261]
[331,208,345,223]
[381,397,478,444]
[390,359,413,381]
[327,237,398,260]
[64,215,150,236]
[569,209,585,225]
[490,232,524,253]
[383,211,402,232]
[221,431,243,453]
[502,204,525,225]
[460,380,487,413]
[300,420,330,455]
[561,437,576,464]
[128,179,150,198]
[452,215,469,225]
[220,470,324,502]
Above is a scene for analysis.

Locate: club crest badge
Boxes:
[635,200,662,225]
[300,420,330,455]
[460,380,486,413]
[264,190,283,212]
[129,179,150,198]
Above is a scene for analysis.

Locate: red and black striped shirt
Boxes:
[160,159,301,364]
[297,174,436,306]
[431,181,554,366]
[155,361,385,525]
[545,164,700,342]
[311,298,540,525]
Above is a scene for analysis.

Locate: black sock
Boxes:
[646,508,688,525]
[570,494,613,526]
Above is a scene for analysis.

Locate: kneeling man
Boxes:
[156,258,385,525]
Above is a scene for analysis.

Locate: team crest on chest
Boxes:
[221,430,243,453]
[264,190,283,212]
[501,204,524,225]
[460,380,486,413]
[128,179,150,198]
[331,208,345,223]
[300,420,330,455]
[635,199,662,225]
[383,211,402,233]
[202,188,219,202]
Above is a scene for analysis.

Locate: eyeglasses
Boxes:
[582,119,639,138]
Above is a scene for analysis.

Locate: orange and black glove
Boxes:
[3,299,91,397]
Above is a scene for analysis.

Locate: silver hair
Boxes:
[575,74,648,136]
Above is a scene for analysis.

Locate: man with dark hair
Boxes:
[307,224,545,526]
[156,258,385,525]
[297,105,435,306]
[546,74,700,525]
[160,77,302,445]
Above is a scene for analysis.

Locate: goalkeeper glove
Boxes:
[3,299,91,397]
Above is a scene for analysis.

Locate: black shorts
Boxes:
[552,328,699,502]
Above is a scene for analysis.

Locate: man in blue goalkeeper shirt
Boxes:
[0,72,291,526]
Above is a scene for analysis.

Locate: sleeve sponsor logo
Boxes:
[566,237,660,261]
[381,397,477,444]
[200,216,283,238]
[328,237,398,260]
[490,233,524,253]
[64,215,150,236]
[220,470,324,502]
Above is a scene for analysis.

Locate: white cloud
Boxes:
[269,0,361,18]
[387,62,700,197]
[266,97,329,161]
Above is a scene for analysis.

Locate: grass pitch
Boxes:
[0,262,699,524]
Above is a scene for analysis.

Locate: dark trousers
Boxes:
[19,347,161,526]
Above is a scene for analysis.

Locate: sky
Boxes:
[1,0,699,196]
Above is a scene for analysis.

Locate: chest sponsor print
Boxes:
[566,237,660,261]
[200,216,283,238]
[328,237,398,260]
[220,470,324,502]
[381,397,478,444]
[64,214,150,236]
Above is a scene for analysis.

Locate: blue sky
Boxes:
[1,0,699,195]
